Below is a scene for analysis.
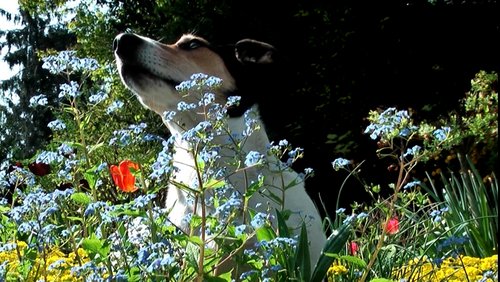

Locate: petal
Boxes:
[110,165,123,188]
[121,160,139,173]
[121,172,138,192]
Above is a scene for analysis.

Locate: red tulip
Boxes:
[28,162,51,176]
[349,241,359,255]
[110,160,139,193]
[385,217,399,235]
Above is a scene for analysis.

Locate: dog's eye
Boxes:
[179,39,204,50]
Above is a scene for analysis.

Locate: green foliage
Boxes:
[424,155,498,258]
[328,76,498,281]
[448,71,498,167]
[0,5,74,160]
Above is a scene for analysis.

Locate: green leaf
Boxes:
[275,209,290,238]
[196,155,205,172]
[204,272,232,282]
[339,255,367,268]
[71,192,92,205]
[370,278,396,282]
[310,222,352,282]
[82,234,110,258]
[87,142,104,154]
[189,235,204,246]
[66,216,83,223]
[83,164,103,190]
[204,178,226,189]
[295,222,311,281]
[244,176,264,197]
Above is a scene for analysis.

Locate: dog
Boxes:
[113,32,326,273]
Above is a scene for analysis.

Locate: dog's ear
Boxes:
[235,39,276,64]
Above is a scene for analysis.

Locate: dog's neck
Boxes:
[164,105,271,171]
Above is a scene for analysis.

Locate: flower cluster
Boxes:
[0,241,90,281]
[394,255,498,282]
[42,50,99,74]
[364,107,415,142]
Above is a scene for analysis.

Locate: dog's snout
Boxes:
[113,33,143,59]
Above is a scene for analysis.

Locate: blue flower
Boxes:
[106,100,124,114]
[58,81,80,98]
[235,224,247,236]
[336,208,346,214]
[364,108,413,141]
[150,140,174,180]
[18,220,39,234]
[226,96,241,107]
[214,193,242,219]
[129,122,147,134]
[29,94,48,107]
[177,101,197,111]
[403,180,421,189]
[245,151,264,167]
[182,121,213,143]
[251,212,267,229]
[332,158,351,171]
[240,270,259,280]
[89,91,108,104]
[243,109,259,136]
[39,206,59,222]
[96,162,108,172]
[84,201,107,217]
[433,127,451,142]
[36,150,63,164]
[199,92,215,106]
[269,237,297,248]
[343,214,356,224]
[133,194,157,209]
[357,212,368,220]
[42,51,99,74]
[58,143,74,156]
[204,76,222,87]
[47,119,67,131]
[287,147,304,165]
[163,110,176,121]
[403,145,421,157]
[430,206,449,223]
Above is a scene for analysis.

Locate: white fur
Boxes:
[163,105,326,269]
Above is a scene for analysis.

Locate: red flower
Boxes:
[110,160,139,193]
[385,217,399,235]
[349,241,359,255]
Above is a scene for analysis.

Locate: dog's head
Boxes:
[113,33,279,131]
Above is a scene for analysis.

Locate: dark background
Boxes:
[126,0,499,216]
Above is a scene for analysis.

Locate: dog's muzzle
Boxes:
[113,33,144,62]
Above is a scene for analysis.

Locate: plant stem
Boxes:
[193,148,206,282]
[359,154,411,282]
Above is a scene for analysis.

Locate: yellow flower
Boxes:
[0,241,90,281]
[0,241,28,274]
[327,261,349,281]
[394,254,498,282]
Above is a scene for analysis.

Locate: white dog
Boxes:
[113,33,326,272]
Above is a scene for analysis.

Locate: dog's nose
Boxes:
[113,33,142,58]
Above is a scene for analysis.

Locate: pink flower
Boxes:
[349,241,359,255]
[385,217,399,235]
